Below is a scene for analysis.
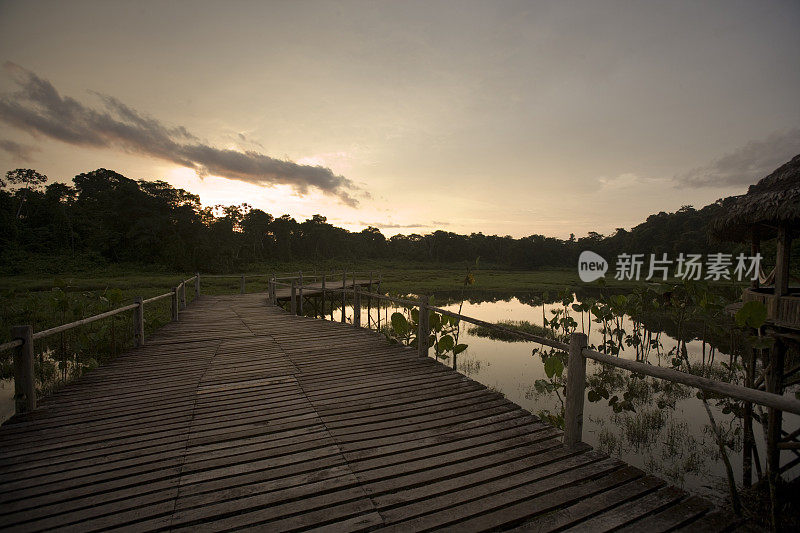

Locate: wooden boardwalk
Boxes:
[0,293,750,532]
[272,278,373,301]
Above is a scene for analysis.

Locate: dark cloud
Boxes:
[0,139,38,161]
[0,62,360,206]
[677,128,800,188]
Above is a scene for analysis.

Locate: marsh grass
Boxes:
[467,320,560,342]
[457,356,489,377]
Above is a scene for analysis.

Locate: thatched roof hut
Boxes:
[712,153,799,330]
[710,153,800,243]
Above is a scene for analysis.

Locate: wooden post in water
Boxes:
[367,272,372,328]
[195,272,200,298]
[240,274,245,294]
[171,287,179,322]
[766,337,786,531]
[743,345,755,488]
[564,332,588,447]
[418,296,429,358]
[134,297,145,347]
[290,281,297,315]
[298,272,304,316]
[354,289,361,327]
[321,275,326,320]
[11,325,35,414]
[341,271,347,323]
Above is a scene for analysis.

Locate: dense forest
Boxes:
[0,167,776,274]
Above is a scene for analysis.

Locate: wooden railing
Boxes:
[268,270,380,319]
[1,273,202,414]
[273,278,800,450]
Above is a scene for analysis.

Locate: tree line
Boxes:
[0,167,759,274]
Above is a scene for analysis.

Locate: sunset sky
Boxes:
[1,0,798,238]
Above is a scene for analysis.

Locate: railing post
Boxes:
[321,275,326,319]
[298,272,304,316]
[240,274,246,294]
[181,282,187,309]
[367,272,373,328]
[354,289,361,327]
[171,287,179,322]
[11,325,36,414]
[766,337,786,531]
[341,270,347,323]
[564,332,588,447]
[268,279,274,305]
[418,296,429,358]
[134,297,145,347]
[195,272,200,298]
[290,280,297,315]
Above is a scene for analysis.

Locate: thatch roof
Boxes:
[710,153,800,242]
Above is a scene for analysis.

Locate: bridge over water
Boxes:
[0,286,763,531]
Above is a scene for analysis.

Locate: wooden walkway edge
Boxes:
[0,293,754,532]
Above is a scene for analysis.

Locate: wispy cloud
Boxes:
[359,220,450,229]
[0,138,38,161]
[676,128,800,188]
[0,62,360,206]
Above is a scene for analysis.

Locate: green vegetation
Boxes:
[467,320,557,342]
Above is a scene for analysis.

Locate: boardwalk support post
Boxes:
[321,275,326,319]
[171,287,179,322]
[290,281,297,315]
[418,296,429,358]
[341,271,347,323]
[11,325,35,414]
[354,289,361,327]
[298,272,304,316]
[134,297,145,347]
[766,337,786,531]
[195,272,200,298]
[564,332,588,447]
[367,272,373,328]
[181,282,187,309]
[240,274,246,294]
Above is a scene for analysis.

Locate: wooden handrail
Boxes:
[581,346,800,416]
[142,292,172,305]
[32,303,139,340]
[0,339,23,352]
